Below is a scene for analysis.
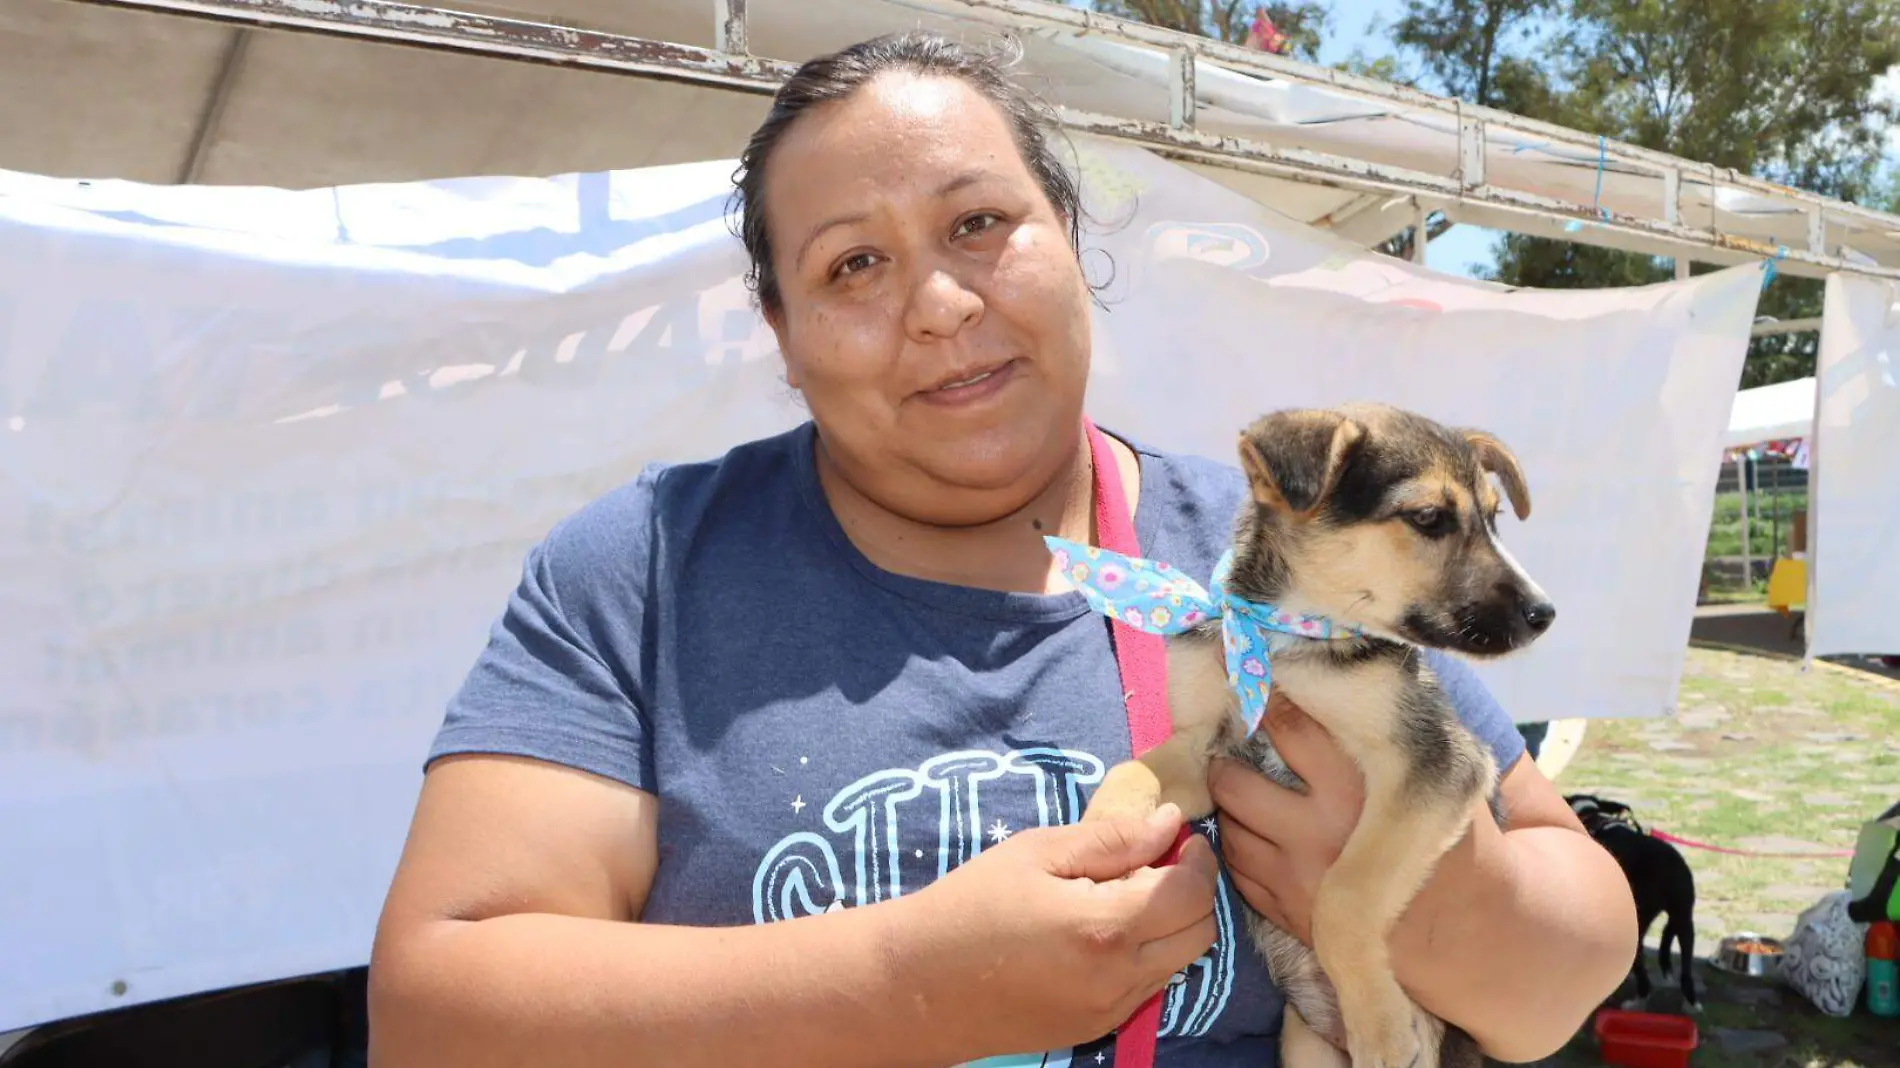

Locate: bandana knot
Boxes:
[1044,536,1365,735]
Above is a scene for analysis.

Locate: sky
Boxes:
[1308,0,1504,278]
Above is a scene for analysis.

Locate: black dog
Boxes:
[1567,794,1700,1010]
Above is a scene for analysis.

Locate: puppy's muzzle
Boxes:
[1518,590,1557,636]
[1414,582,1556,656]
[1487,580,1557,647]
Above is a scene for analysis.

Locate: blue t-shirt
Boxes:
[429,420,1526,1067]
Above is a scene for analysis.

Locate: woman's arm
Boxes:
[368,753,943,1068]
[1387,753,1637,1062]
[369,752,1221,1068]
[1210,699,1636,1064]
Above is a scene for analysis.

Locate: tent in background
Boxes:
[1725,376,1816,451]
[0,136,1765,1033]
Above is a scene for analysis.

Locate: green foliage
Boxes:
[1743,274,1824,388]
[1389,0,1555,110]
[1332,50,1411,84]
[1482,237,1671,290]
[1550,0,1900,199]
[1706,489,1809,559]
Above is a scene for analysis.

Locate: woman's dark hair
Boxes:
[729,31,1083,315]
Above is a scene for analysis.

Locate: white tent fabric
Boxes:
[3,0,1898,278]
[1808,275,1900,659]
[0,137,1760,1028]
[1724,375,1816,450]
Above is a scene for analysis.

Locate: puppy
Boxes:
[1077,404,1555,1068]
[1567,794,1699,1011]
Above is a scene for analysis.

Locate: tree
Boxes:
[1091,1,1333,61]
[1741,277,1824,390]
[1463,0,1900,386]
[1389,0,1556,112]
[1360,0,1558,262]
[1551,0,1900,199]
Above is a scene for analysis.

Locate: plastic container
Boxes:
[1868,921,1900,1018]
[1593,1009,1699,1068]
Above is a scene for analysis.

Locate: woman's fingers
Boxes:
[1134,906,1220,980]
[1107,834,1221,945]
[1208,756,1291,834]
[1226,866,1289,933]
[1045,803,1186,881]
[1213,797,1284,877]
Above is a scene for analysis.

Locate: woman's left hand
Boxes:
[1207,692,1371,945]
[1212,694,1638,1065]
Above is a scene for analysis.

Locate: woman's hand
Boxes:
[1210,693,1636,1062]
[1206,693,1366,945]
[895,803,1221,1060]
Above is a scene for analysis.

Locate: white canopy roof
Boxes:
[7,0,1900,280]
[1725,376,1816,450]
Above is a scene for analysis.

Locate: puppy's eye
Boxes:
[1405,507,1455,537]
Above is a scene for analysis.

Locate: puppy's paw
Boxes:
[1081,761,1161,824]
[1344,1003,1432,1068]
[1345,1027,1425,1068]
[1158,777,1215,823]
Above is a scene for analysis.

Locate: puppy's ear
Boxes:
[1465,429,1531,521]
[1239,410,1365,515]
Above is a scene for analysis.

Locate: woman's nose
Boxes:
[903,268,984,342]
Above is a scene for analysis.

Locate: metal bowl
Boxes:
[1715,933,1786,980]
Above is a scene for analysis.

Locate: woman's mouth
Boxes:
[919,359,1020,407]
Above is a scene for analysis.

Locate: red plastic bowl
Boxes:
[1594,1009,1699,1068]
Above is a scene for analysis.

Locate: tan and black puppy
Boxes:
[1081,403,1555,1068]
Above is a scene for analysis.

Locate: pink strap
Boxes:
[1649,828,1853,859]
[1084,420,1186,1068]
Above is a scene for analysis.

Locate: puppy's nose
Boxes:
[1521,599,1556,634]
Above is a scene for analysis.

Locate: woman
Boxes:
[367,31,1635,1068]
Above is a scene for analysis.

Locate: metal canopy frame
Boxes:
[54,0,1900,283]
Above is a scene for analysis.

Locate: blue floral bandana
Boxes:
[1043,536,1366,735]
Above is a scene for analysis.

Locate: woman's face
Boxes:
[761,72,1093,525]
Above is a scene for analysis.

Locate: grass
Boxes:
[1519,646,1900,1068]
[1704,582,1771,606]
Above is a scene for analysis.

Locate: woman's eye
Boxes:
[954,212,1002,238]
[833,252,879,279]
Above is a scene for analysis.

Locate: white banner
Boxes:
[0,138,1759,1029]
[1808,274,1900,659]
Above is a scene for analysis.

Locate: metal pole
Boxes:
[1168,46,1196,130]
[1738,453,1753,590]
[64,0,798,91]
[714,0,747,56]
[47,0,1900,282]
[1749,317,1824,337]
